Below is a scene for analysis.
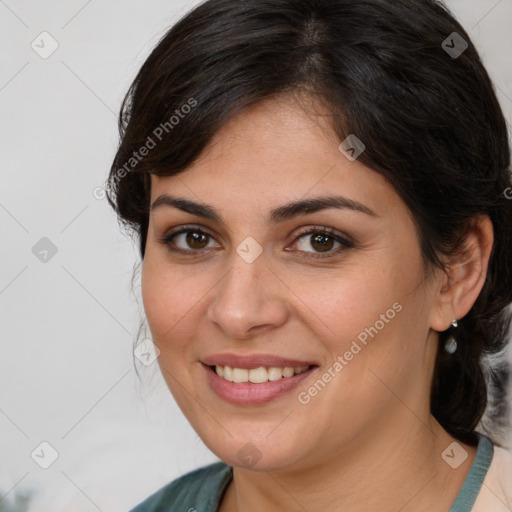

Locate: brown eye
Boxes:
[159,226,220,252]
[309,233,335,252]
[185,231,210,249]
[289,227,353,258]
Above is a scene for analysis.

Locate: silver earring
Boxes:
[444,319,458,353]
[445,336,457,354]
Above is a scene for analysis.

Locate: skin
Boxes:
[141,94,493,511]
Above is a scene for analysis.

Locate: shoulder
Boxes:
[129,461,232,512]
[473,442,512,511]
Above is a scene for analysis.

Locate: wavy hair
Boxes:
[106,0,512,446]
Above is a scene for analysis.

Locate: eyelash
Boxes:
[157,224,354,259]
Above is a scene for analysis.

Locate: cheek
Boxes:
[141,259,206,412]
[294,258,419,408]
[141,258,199,350]
[294,264,405,349]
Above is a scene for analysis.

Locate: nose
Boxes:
[206,252,289,340]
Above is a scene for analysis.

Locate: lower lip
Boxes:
[202,364,318,405]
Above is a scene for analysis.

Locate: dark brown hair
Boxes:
[107,0,512,445]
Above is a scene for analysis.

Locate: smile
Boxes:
[212,364,310,383]
[201,358,319,405]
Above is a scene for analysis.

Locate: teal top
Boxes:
[130,433,493,512]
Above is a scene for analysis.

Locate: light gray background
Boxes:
[1,1,511,510]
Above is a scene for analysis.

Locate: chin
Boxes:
[200,429,310,471]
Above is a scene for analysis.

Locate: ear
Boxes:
[429,215,494,332]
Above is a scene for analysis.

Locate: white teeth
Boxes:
[214,365,310,383]
[249,367,268,383]
[223,366,233,381]
[268,367,283,381]
[232,368,249,383]
[282,367,294,378]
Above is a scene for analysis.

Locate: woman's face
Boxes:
[141,95,444,471]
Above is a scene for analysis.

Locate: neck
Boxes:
[219,417,477,512]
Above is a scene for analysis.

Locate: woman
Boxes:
[106,0,512,510]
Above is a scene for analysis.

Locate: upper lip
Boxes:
[201,353,317,369]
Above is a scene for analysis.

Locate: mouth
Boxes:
[208,364,314,383]
[201,355,319,405]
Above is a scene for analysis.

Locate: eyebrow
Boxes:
[150,193,378,223]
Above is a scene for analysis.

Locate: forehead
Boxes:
[149,95,400,219]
